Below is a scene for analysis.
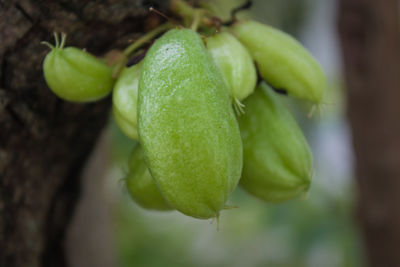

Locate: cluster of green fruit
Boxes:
[42,0,325,220]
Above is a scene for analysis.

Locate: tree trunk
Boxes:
[338,0,400,266]
[0,1,167,266]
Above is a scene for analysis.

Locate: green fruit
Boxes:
[138,29,242,219]
[113,106,138,140]
[232,20,326,103]
[42,34,114,102]
[126,146,173,211]
[112,63,141,140]
[238,83,312,202]
[205,31,257,102]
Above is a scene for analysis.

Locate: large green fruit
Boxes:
[238,83,312,202]
[126,146,173,211]
[232,20,326,104]
[205,31,257,102]
[138,29,243,219]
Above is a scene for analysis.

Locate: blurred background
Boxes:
[86,0,364,266]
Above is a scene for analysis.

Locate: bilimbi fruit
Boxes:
[126,146,173,211]
[206,31,257,108]
[138,29,243,219]
[42,33,114,102]
[232,20,326,104]
[41,0,328,222]
[112,63,141,140]
[238,83,313,202]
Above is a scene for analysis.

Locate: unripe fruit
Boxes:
[126,146,173,211]
[42,34,114,102]
[238,83,312,202]
[232,20,326,104]
[138,29,243,219]
[205,32,257,102]
[112,63,141,140]
[113,106,138,140]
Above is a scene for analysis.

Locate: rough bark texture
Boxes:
[338,0,400,266]
[0,1,168,266]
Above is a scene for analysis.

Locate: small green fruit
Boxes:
[205,31,257,102]
[138,29,242,219]
[232,20,326,104]
[112,63,141,140]
[42,34,114,102]
[126,146,173,211]
[238,83,313,202]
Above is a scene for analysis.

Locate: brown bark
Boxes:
[338,0,400,266]
[0,1,167,266]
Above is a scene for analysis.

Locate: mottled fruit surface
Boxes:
[138,29,242,219]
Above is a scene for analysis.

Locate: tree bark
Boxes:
[338,0,400,266]
[0,1,167,266]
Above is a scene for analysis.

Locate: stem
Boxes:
[171,0,195,19]
[191,9,202,31]
[171,0,219,29]
[53,32,59,48]
[41,41,55,50]
[111,23,172,79]
[60,33,67,49]
[112,59,127,79]
[123,23,173,57]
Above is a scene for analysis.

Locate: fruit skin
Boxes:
[113,106,138,140]
[138,29,242,219]
[205,31,257,101]
[43,46,114,102]
[112,63,141,140]
[238,83,312,202]
[126,146,173,211]
[231,20,326,104]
